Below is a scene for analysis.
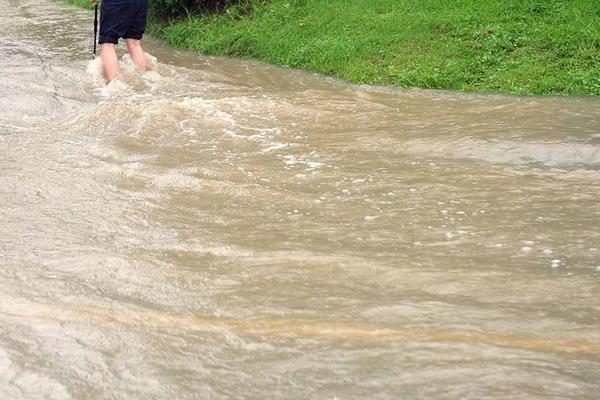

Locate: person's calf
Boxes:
[125,39,148,73]
[100,43,119,83]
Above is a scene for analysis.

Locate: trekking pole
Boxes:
[93,4,98,57]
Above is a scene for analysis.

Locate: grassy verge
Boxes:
[64,0,92,9]
[66,0,600,95]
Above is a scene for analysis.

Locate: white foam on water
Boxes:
[147,241,255,258]
[86,58,134,96]
[0,347,13,381]
[152,171,203,191]
[87,52,162,96]
[182,97,237,128]
[262,140,288,152]
[142,70,162,85]
[0,347,72,400]
[86,56,104,84]
[279,154,324,170]
[225,126,291,153]
[100,77,134,97]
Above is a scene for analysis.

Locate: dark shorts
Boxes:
[99,0,149,44]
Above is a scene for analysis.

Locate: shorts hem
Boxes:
[123,34,144,41]
[98,36,118,45]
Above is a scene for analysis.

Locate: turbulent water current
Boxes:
[1,0,600,398]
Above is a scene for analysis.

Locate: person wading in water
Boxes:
[91,0,149,82]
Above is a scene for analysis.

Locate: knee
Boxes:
[126,39,142,50]
[101,43,116,52]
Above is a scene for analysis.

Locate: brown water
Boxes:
[1,0,600,398]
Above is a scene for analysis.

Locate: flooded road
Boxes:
[1,0,600,398]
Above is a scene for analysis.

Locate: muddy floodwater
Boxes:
[1,0,600,399]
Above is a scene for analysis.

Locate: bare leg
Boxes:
[101,43,119,82]
[125,39,148,73]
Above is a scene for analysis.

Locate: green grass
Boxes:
[66,0,600,95]
[64,0,93,9]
